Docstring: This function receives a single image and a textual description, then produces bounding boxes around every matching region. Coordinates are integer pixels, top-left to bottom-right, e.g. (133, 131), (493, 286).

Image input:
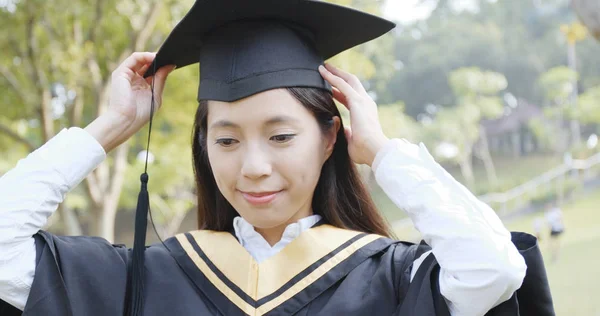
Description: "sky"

(383, 0), (437, 24)
(384, 0), (481, 24)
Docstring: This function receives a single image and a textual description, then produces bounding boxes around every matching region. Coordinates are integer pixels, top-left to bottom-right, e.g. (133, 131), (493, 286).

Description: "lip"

(239, 190), (282, 205)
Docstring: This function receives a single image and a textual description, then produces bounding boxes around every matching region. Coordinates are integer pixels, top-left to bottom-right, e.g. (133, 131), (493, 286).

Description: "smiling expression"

(206, 89), (337, 231)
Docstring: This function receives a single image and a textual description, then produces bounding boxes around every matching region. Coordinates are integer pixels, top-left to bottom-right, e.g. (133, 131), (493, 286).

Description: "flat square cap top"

(144, 0), (395, 102)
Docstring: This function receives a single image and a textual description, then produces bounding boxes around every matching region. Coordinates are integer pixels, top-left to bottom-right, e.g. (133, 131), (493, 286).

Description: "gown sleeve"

(395, 232), (555, 316)
(21, 231), (130, 316)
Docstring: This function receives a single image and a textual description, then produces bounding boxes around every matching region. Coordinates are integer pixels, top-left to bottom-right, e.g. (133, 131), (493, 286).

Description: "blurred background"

(0, 0), (599, 314)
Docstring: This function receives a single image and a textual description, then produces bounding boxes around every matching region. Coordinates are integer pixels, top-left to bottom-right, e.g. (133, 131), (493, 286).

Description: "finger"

(144, 64), (156, 86)
(150, 65), (177, 104)
(144, 74), (153, 86)
(324, 63), (368, 96)
(137, 63), (151, 77)
(118, 52), (156, 74)
(332, 87), (349, 109)
(319, 65), (360, 105)
(144, 63), (175, 84)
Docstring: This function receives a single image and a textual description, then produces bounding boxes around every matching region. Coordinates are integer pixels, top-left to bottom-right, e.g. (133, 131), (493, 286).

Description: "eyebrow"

(209, 115), (299, 129)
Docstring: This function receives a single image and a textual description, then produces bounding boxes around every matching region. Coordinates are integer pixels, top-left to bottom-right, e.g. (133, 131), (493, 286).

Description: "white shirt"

(0, 127), (526, 316)
(233, 215), (323, 264)
(546, 207), (564, 231)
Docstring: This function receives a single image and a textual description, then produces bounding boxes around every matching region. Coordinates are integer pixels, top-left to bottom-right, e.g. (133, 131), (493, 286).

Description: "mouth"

(238, 190), (282, 206)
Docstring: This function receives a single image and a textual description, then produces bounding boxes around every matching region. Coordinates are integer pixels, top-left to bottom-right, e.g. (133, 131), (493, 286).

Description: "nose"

(240, 144), (272, 180)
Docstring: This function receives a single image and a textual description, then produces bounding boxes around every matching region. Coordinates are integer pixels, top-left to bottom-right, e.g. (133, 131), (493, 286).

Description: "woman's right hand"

(109, 52), (175, 131)
(85, 52), (175, 153)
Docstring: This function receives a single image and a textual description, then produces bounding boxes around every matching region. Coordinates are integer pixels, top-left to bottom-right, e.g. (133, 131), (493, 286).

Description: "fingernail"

(318, 65), (327, 72)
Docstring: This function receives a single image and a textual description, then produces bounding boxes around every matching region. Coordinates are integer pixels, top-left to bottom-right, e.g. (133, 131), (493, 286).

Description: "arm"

(0, 128), (106, 310)
(373, 139), (527, 316)
(317, 64), (526, 316)
(0, 52), (174, 311)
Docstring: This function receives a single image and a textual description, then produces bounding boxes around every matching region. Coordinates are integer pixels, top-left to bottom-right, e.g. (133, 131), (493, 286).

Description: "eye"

(215, 138), (239, 147)
(270, 134), (296, 143)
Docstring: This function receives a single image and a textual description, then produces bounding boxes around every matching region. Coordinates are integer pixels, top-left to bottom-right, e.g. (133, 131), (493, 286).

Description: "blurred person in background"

(546, 203), (565, 262)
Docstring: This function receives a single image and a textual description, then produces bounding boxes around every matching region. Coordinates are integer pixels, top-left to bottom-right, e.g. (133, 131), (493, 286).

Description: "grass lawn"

(504, 188), (600, 316)
(392, 188), (600, 315)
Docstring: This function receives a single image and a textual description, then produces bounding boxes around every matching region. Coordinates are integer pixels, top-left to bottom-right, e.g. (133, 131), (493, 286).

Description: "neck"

(254, 209), (314, 247)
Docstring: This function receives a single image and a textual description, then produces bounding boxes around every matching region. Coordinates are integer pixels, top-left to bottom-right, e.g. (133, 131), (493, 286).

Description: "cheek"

(207, 149), (239, 192)
(278, 138), (325, 191)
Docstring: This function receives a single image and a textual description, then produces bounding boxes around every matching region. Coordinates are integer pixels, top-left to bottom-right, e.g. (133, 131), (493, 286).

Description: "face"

(206, 89), (338, 230)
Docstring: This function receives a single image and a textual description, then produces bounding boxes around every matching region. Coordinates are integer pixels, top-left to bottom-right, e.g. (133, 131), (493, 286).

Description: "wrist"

(366, 133), (389, 167)
(84, 111), (133, 153)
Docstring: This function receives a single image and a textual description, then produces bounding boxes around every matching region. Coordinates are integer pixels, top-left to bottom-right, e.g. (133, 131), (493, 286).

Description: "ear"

(323, 116), (341, 161)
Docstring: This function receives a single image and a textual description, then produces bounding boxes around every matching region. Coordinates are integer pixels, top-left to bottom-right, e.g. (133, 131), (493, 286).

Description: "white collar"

(233, 214), (322, 263)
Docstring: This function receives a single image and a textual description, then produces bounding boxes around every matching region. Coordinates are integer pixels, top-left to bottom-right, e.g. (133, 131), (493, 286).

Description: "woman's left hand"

(318, 63), (389, 167)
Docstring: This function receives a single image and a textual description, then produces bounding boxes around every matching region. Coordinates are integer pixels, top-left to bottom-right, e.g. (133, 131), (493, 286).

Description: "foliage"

(377, 102), (421, 142)
(577, 85), (600, 125)
(528, 116), (564, 152)
(383, 0), (600, 118)
(0, 0), (197, 240)
(537, 66), (579, 105)
(423, 67), (506, 187)
(327, 0), (396, 97)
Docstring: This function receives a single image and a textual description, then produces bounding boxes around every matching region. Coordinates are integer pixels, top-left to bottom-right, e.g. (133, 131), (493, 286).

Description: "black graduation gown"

(1, 225), (554, 316)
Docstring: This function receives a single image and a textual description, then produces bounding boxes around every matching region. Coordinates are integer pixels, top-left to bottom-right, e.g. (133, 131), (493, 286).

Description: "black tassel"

(126, 59), (158, 316)
(128, 173), (149, 315)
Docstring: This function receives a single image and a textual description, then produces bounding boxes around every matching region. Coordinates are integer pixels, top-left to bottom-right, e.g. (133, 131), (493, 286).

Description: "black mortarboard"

(144, 0), (395, 101)
(130, 1), (395, 315)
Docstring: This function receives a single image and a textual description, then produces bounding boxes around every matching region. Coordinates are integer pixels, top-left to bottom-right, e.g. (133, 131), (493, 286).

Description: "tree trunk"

(89, 200), (119, 243)
(98, 202), (119, 243)
(161, 208), (188, 238)
(58, 203), (83, 236)
(458, 152), (475, 189)
(150, 192), (196, 238)
(567, 42), (582, 145)
(87, 144), (129, 242)
(476, 127), (498, 187)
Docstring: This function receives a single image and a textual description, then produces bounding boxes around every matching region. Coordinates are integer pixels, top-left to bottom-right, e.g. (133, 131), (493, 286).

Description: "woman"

(0, 1), (550, 315)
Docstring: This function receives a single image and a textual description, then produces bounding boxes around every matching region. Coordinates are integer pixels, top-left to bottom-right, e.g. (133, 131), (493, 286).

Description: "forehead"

(206, 89), (311, 126)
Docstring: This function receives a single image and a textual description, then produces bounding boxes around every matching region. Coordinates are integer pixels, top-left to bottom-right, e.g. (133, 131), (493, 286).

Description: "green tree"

(535, 66), (578, 152)
(383, 0), (600, 119)
(426, 68), (506, 188)
(378, 102), (421, 143)
(578, 85), (600, 126)
(0, 0), (195, 242)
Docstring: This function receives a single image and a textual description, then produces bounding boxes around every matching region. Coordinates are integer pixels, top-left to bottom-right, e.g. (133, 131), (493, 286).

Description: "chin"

(238, 208), (296, 230)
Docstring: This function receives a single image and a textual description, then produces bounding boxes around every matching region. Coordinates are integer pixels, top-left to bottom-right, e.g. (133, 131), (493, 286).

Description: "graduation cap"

(143, 0), (395, 101)
(129, 0), (395, 314)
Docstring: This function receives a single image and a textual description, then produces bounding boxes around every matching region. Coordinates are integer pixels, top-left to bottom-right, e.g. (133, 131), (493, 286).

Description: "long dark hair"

(191, 87), (393, 237)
